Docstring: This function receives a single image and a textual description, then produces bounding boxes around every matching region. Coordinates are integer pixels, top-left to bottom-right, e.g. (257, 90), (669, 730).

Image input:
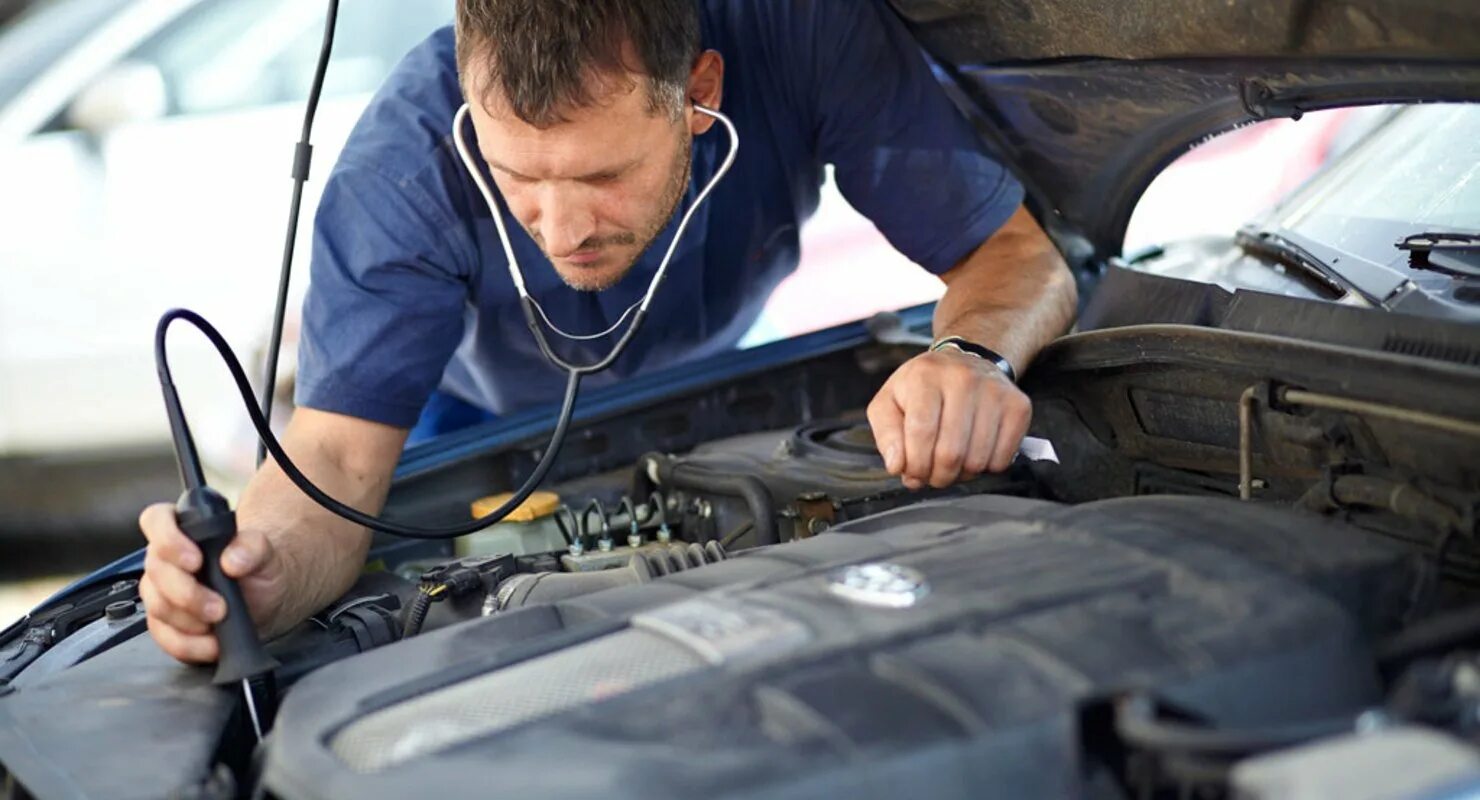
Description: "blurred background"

(0, 0), (1367, 627)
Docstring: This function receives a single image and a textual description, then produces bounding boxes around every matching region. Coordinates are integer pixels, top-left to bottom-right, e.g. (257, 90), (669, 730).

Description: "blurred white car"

(0, 0), (451, 520)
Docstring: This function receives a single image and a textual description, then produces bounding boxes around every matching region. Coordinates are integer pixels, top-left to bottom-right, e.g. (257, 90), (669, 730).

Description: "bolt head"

(104, 601), (135, 621)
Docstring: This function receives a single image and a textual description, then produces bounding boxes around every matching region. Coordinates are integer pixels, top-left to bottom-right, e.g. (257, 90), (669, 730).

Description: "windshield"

(1273, 104), (1480, 266)
(1123, 102), (1480, 316)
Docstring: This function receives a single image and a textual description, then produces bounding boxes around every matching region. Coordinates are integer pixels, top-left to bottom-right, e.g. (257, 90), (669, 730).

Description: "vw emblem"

(827, 563), (929, 609)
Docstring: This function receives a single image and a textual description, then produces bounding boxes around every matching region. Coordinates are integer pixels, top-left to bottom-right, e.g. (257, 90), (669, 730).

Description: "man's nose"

(538, 188), (597, 258)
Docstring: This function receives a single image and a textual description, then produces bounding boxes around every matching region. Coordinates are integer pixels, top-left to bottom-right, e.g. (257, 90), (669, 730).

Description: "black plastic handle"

(176, 488), (278, 684)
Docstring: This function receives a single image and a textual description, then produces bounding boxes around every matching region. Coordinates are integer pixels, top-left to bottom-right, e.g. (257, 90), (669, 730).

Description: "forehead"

(465, 70), (674, 175)
(472, 71), (646, 127)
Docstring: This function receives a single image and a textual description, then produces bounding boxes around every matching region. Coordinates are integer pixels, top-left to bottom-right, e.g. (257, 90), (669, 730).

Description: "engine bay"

(2, 305), (1479, 800)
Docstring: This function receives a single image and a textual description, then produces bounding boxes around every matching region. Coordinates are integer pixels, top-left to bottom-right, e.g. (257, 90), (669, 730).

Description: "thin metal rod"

(1238, 385), (1259, 501)
(1280, 388), (1480, 439)
(242, 678), (264, 741)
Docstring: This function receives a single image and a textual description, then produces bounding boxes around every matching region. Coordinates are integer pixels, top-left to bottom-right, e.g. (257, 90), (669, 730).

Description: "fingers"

(869, 375), (945, 491)
(147, 616), (219, 665)
(928, 374), (978, 488)
(899, 380), (942, 490)
(867, 386), (906, 476)
(220, 526), (271, 580)
(989, 390), (1033, 473)
(962, 400), (1000, 478)
(142, 550), (225, 633)
(138, 503), (202, 572)
(140, 501), (224, 663)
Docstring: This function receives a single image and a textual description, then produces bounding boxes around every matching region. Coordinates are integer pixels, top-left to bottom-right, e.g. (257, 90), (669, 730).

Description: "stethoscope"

(154, 102), (741, 550)
(450, 101), (739, 374)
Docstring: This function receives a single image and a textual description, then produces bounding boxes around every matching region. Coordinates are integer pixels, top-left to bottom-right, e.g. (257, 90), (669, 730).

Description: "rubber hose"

(1330, 475), (1467, 534)
(638, 453), (779, 545)
(1378, 603), (1480, 670)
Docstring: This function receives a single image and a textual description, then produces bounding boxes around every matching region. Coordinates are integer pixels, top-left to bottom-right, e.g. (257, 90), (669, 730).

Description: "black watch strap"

(930, 336), (1017, 383)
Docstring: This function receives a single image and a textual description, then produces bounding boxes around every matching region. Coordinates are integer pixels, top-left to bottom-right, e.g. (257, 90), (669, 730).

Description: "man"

(138, 0), (1075, 663)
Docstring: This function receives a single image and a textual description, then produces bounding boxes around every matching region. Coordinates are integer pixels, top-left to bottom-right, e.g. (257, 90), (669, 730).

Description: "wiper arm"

(1234, 228), (1381, 306)
(1397, 232), (1480, 278)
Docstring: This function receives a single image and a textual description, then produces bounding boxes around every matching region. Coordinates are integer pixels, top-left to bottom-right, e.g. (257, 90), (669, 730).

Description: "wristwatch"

(930, 336), (1017, 384)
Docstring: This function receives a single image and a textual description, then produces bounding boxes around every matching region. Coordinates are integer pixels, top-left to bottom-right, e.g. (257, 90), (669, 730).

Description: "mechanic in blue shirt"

(138, 0), (1076, 663)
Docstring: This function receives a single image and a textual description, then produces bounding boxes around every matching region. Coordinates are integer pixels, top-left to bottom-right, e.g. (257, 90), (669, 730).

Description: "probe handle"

(176, 488), (278, 684)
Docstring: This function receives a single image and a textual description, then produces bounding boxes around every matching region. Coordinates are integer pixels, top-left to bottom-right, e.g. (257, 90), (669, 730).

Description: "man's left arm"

(868, 204), (1077, 489)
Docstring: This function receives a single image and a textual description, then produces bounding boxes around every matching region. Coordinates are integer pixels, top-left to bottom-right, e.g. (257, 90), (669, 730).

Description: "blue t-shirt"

(296, 0), (1023, 427)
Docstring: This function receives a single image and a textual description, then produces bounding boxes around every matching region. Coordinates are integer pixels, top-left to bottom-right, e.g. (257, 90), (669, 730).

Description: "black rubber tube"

(258, 0), (339, 466)
(1378, 603), (1480, 669)
(158, 309), (582, 540)
(638, 454), (779, 546)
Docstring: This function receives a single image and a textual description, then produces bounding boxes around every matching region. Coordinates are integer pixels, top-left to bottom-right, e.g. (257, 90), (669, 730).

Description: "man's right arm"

(138, 407), (408, 664)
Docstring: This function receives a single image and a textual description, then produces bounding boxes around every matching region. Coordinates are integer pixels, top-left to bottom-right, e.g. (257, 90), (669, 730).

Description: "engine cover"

(263, 495), (1418, 799)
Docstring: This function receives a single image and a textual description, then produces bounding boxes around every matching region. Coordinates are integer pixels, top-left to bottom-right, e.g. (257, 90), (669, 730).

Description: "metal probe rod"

(243, 679), (264, 741)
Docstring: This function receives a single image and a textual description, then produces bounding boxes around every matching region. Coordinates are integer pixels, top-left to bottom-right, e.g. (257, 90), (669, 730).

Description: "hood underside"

(888, 0), (1480, 259)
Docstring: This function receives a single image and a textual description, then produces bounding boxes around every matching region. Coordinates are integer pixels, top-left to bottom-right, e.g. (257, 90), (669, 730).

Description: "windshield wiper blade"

(1398, 232), (1480, 251)
(1397, 232), (1480, 279)
(1234, 228), (1381, 306)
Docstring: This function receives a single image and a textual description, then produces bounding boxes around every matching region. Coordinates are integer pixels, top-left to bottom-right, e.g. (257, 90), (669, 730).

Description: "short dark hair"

(456, 0), (701, 128)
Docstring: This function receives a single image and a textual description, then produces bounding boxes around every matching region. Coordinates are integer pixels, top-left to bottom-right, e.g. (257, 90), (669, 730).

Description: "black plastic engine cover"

(262, 495), (1418, 800)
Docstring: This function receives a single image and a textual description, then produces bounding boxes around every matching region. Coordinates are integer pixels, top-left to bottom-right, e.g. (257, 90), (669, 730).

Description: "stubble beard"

(552, 134), (693, 293)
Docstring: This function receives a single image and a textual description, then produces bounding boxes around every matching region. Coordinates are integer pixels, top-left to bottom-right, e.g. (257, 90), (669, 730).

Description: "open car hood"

(888, 0), (1480, 260)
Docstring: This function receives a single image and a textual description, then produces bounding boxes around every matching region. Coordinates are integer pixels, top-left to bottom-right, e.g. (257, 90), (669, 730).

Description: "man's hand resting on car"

(869, 348), (1031, 489)
(868, 205), (1076, 486)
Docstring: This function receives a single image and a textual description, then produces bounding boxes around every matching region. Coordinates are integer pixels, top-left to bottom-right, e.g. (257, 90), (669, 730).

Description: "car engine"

(2, 309), (1478, 800)
(267, 491), (1420, 799)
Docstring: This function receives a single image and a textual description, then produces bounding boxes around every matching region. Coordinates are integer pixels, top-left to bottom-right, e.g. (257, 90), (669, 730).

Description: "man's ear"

(686, 50), (724, 135)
